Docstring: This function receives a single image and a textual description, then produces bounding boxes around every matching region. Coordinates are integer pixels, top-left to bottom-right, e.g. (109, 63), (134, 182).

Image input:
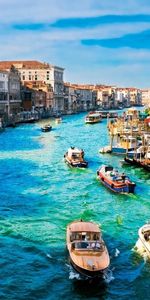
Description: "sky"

(0, 0), (150, 88)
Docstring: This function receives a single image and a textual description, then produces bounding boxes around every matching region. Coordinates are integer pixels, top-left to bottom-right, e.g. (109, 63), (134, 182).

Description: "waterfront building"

(0, 61), (64, 115)
(0, 68), (21, 124)
(128, 88), (139, 106)
(94, 85), (116, 109)
(64, 83), (96, 114)
(141, 89), (150, 106)
(22, 81), (53, 117)
(114, 88), (130, 108)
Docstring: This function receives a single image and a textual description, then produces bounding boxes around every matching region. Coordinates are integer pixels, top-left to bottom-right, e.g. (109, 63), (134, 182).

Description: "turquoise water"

(0, 113), (150, 300)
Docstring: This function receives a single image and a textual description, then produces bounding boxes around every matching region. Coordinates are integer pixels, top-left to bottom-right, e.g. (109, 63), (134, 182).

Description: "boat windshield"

(72, 153), (81, 159)
(70, 232), (100, 242)
(105, 166), (113, 172)
(72, 241), (104, 251)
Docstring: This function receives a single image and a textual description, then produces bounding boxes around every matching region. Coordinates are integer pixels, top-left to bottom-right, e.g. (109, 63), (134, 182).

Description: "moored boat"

(66, 220), (110, 278)
(136, 223), (150, 258)
(64, 147), (88, 168)
(96, 111), (118, 118)
(41, 124), (52, 132)
(55, 117), (62, 124)
(97, 165), (136, 193)
(85, 112), (102, 124)
(111, 136), (138, 155)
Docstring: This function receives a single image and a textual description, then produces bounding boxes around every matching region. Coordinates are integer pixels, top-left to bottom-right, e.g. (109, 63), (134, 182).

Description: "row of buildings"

(0, 60), (148, 125)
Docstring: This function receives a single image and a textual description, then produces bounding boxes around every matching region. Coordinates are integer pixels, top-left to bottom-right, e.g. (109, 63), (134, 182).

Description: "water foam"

(103, 269), (115, 283)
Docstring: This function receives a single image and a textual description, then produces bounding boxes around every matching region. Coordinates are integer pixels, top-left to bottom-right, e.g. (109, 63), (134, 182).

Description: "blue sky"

(1, 0), (150, 87)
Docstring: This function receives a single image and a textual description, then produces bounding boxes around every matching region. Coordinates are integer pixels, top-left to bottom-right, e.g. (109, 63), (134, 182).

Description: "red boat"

(97, 165), (136, 193)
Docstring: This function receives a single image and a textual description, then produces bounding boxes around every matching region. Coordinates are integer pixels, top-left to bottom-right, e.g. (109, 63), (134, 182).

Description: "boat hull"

(41, 126), (52, 132)
(85, 120), (101, 124)
(111, 147), (136, 156)
(125, 157), (150, 171)
(70, 257), (106, 279)
(64, 156), (88, 168)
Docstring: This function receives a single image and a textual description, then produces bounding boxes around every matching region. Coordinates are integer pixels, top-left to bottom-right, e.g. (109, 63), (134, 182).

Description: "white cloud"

(41, 22), (150, 41)
(0, 0), (150, 87)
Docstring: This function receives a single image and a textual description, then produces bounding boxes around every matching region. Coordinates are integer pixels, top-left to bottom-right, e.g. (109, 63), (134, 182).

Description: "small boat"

(41, 124), (52, 132)
(64, 147), (88, 168)
(136, 223), (150, 258)
(55, 117), (62, 124)
(66, 220), (110, 278)
(97, 165), (136, 193)
(85, 112), (102, 124)
(96, 111), (118, 118)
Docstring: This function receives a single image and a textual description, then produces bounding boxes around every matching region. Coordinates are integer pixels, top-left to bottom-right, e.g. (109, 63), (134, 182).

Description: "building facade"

(0, 61), (64, 114)
(141, 89), (150, 106)
(0, 68), (21, 123)
(64, 83), (96, 114)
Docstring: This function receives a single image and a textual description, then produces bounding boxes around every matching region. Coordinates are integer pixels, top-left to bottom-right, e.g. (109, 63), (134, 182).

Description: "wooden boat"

(137, 224), (150, 258)
(66, 220), (110, 278)
(41, 124), (52, 132)
(85, 112), (102, 124)
(64, 147), (88, 168)
(97, 165), (136, 193)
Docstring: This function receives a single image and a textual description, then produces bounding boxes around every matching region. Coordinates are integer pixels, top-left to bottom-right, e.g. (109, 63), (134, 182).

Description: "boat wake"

(103, 268), (115, 283)
(46, 253), (53, 259)
(114, 248), (120, 257)
(66, 264), (82, 280)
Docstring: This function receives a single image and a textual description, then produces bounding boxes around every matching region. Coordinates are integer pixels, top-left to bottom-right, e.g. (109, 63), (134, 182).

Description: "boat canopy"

(67, 147), (82, 158)
(69, 221), (100, 233)
(87, 113), (101, 118)
(104, 166), (113, 172)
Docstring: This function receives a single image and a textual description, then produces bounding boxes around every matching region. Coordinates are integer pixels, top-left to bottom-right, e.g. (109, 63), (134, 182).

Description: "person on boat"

(81, 149), (84, 158)
(121, 173), (126, 182)
(144, 232), (150, 241)
(110, 169), (118, 181)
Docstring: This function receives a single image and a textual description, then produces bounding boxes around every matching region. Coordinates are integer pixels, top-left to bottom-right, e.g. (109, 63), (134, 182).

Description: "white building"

(0, 69), (21, 118)
(141, 89), (150, 106)
(64, 83), (95, 113)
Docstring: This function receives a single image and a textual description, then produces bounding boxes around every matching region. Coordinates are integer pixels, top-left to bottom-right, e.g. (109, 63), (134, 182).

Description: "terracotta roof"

(0, 69), (8, 73)
(0, 60), (50, 70)
(68, 221), (100, 233)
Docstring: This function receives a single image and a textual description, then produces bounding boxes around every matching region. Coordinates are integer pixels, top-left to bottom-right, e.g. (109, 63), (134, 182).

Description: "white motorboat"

(135, 223), (150, 259)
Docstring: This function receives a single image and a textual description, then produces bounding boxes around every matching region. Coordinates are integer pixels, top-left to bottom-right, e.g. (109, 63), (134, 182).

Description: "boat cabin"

(85, 113), (101, 123)
(119, 135), (137, 150)
(67, 147), (84, 160)
(68, 221), (104, 251)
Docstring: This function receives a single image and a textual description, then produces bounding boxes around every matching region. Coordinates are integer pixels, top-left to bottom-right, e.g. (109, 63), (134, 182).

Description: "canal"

(0, 113), (149, 300)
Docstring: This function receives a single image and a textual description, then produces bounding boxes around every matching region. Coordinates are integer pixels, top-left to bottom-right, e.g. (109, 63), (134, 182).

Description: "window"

(0, 81), (4, 89)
